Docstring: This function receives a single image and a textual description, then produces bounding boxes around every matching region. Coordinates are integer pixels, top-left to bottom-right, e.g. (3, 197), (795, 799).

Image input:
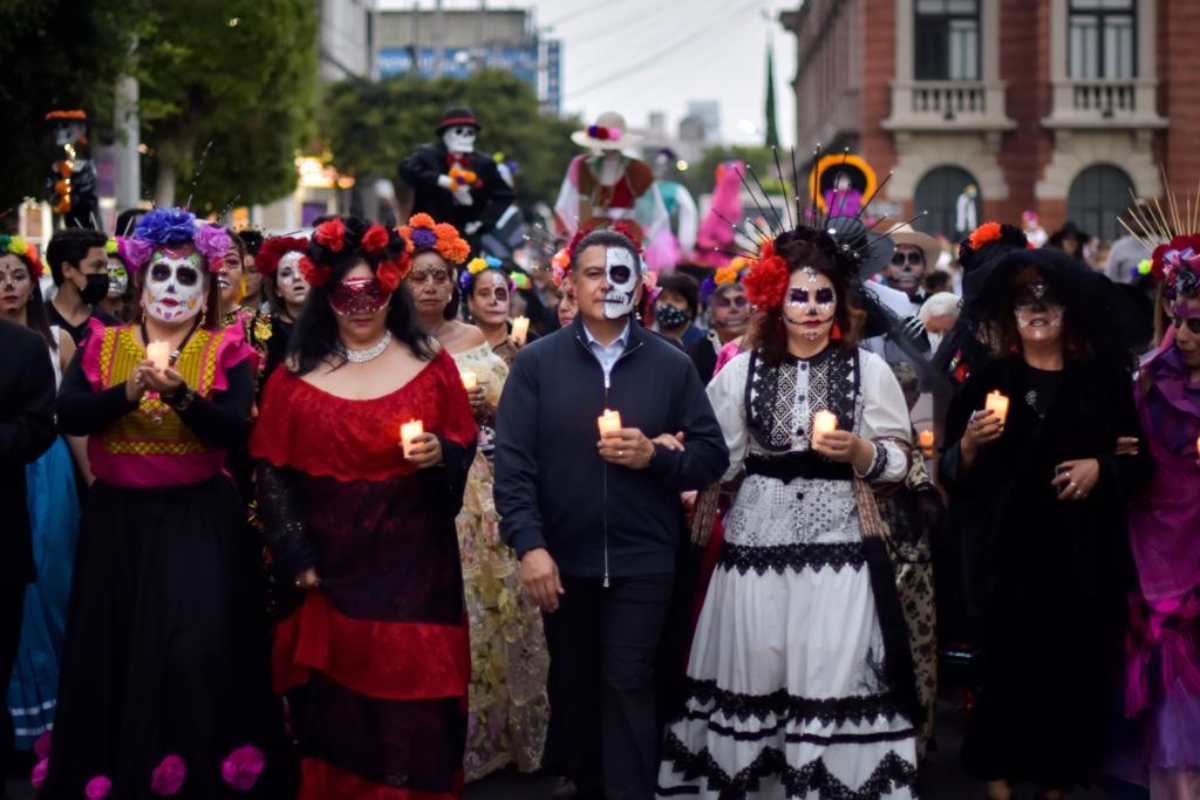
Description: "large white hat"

(571, 111), (641, 151)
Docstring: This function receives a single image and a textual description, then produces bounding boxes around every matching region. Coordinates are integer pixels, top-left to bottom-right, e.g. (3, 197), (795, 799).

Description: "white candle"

(510, 316), (530, 346)
(597, 409), (623, 437)
(984, 390), (1010, 426)
(146, 341), (170, 372)
(812, 410), (838, 437)
(461, 371), (478, 391)
(400, 420), (424, 458)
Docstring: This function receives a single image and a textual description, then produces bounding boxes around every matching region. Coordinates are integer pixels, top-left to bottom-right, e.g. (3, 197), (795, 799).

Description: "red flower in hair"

(314, 218), (346, 252)
(299, 256), (332, 287)
(362, 224), (390, 253)
(376, 253), (411, 293)
(968, 222), (1002, 251)
(743, 240), (790, 311)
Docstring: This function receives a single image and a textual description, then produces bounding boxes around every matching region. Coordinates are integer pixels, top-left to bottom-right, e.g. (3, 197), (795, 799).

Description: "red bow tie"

(446, 153), (469, 168)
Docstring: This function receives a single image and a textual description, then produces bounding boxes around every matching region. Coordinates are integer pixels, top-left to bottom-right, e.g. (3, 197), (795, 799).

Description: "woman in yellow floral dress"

(400, 214), (550, 781)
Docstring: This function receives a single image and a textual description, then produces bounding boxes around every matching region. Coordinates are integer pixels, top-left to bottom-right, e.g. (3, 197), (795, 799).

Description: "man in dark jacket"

(0, 318), (56, 778)
(396, 107), (515, 254)
(495, 230), (728, 800)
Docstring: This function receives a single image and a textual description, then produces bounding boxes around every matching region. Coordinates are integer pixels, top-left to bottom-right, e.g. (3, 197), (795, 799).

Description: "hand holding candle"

(984, 390), (1010, 426)
(146, 341), (171, 373)
(597, 409), (623, 437)
(400, 420), (424, 459)
(510, 316), (530, 347)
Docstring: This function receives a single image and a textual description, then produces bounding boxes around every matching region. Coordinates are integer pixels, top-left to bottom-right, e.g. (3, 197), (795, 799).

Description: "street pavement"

(5, 701), (1120, 799)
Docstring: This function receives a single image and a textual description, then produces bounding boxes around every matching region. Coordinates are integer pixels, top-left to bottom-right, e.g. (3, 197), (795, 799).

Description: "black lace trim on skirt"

(658, 731), (918, 800)
(718, 542), (866, 576)
(680, 679), (901, 726)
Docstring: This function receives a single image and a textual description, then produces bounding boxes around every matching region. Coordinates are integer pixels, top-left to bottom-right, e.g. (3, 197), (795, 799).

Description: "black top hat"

(436, 107), (481, 135)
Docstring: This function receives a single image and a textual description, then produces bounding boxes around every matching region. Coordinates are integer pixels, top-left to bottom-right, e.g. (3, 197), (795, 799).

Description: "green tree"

(0, 0), (139, 215)
(137, 0), (318, 208)
(320, 69), (582, 215)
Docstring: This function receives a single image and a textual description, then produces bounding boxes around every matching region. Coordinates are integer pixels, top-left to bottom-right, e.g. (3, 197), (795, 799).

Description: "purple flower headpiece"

(126, 207), (232, 272)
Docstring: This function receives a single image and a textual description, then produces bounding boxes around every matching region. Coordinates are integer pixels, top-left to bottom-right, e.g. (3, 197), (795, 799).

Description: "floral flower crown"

(124, 208), (231, 274)
(305, 217), (413, 293)
(551, 248), (571, 287)
(586, 124), (621, 141)
(699, 257), (749, 303)
(105, 236), (135, 269)
(1151, 235), (1200, 301)
(957, 221), (1030, 273)
(255, 236), (308, 278)
(460, 254), (504, 290)
(0, 234), (43, 278)
(398, 213), (470, 265)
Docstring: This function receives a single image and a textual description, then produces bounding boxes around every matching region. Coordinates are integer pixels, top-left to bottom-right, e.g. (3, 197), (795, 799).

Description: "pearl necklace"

(338, 330), (392, 363)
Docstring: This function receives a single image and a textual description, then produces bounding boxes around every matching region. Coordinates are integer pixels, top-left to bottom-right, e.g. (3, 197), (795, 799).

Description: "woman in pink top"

(41, 208), (292, 799)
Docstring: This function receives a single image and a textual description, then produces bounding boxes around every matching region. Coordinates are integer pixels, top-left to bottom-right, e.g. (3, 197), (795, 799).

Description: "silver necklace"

(338, 330), (392, 363)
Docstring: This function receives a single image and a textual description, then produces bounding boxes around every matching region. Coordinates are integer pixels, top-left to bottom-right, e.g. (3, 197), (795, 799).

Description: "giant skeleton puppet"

(554, 112), (671, 271)
(46, 110), (102, 230)
(397, 107), (515, 255)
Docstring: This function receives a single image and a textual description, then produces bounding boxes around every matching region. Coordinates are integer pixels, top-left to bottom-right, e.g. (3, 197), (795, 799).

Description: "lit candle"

(511, 316), (530, 346)
(1195, 435), (1200, 459)
(146, 341), (170, 372)
(399, 420), (424, 459)
(984, 390), (1010, 426)
(461, 371), (478, 390)
(597, 409), (623, 437)
(918, 429), (935, 457)
(812, 410), (838, 437)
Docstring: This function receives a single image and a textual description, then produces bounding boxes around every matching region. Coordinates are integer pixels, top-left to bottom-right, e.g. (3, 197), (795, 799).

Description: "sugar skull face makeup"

(603, 247), (639, 320)
(143, 247), (205, 324)
(1013, 281), (1064, 341)
(106, 257), (128, 297)
(328, 276), (391, 317)
(442, 126), (477, 155)
(783, 267), (837, 342)
(275, 251), (310, 308)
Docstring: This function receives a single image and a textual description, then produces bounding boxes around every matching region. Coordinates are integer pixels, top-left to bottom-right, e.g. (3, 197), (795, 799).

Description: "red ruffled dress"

(250, 349), (477, 800)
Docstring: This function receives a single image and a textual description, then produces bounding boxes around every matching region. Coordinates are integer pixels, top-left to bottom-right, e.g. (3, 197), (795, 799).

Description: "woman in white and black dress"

(658, 225), (919, 799)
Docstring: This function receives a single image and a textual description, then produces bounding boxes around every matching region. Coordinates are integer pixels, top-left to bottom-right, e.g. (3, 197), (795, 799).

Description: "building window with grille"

(914, 0), (981, 81)
(1068, 0), (1136, 79)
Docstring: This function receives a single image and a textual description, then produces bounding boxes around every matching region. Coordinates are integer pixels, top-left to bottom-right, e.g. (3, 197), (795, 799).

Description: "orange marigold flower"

(968, 222), (1002, 251)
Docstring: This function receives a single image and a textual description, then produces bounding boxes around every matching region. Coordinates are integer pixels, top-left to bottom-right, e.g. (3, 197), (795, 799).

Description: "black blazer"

(494, 317), (729, 578)
(0, 319), (57, 586)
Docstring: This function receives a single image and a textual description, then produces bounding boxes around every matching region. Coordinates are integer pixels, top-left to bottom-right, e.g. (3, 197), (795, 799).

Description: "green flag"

(765, 42), (780, 148)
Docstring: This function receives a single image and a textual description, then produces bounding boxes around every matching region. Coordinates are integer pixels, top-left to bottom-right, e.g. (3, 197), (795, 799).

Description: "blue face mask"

(655, 303), (690, 330)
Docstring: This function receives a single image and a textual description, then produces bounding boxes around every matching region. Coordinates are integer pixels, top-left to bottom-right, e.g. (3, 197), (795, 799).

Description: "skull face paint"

(275, 251), (310, 309)
(328, 277), (391, 317)
(602, 247), (639, 320)
(442, 126), (477, 155)
(783, 267), (838, 342)
(1013, 281), (1064, 342)
(106, 257), (129, 297)
(143, 247), (205, 324)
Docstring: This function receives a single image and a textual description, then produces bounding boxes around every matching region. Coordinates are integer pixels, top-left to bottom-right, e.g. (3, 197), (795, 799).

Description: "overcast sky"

(426, 0), (798, 146)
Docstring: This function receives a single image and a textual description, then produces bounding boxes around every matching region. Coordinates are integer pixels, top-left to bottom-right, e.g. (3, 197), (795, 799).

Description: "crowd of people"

(0, 155), (1197, 800)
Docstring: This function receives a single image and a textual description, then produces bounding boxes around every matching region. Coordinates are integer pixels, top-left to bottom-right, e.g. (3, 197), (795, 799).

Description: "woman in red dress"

(251, 216), (478, 799)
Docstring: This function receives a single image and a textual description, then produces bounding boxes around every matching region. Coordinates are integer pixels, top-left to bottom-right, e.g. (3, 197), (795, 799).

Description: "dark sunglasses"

(890, 251), (924, 267)
(1173, 315), (1200, 334)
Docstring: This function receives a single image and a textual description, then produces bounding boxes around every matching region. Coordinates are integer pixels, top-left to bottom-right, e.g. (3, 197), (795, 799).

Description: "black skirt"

(40, 477), (296, 800)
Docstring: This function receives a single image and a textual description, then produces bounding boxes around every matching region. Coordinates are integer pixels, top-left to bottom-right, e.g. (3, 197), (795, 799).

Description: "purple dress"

(1123, 341), (1200, 773)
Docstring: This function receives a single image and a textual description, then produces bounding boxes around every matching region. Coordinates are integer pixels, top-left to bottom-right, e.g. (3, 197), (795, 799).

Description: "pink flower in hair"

(193, 224), (232, 264)
(86, 775), (113, 799)
(125, 238), (156, 271)
(150, 754), (187, 796)
(221, 744), (265, 791)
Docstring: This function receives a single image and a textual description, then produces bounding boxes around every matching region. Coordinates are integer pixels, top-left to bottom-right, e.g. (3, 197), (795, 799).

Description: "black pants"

(0, 585), (26, 764)
(542, 574), (673, 800)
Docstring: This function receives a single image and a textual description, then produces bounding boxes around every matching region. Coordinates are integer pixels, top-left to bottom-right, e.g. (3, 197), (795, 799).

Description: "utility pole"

(433, 0), (445, 77)
(114, 37), (141, 215)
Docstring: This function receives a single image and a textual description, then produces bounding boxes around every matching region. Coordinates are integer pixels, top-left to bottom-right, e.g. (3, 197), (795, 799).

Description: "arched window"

(913, 165), (979, 239)
(1067, 163), (1134, 244)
